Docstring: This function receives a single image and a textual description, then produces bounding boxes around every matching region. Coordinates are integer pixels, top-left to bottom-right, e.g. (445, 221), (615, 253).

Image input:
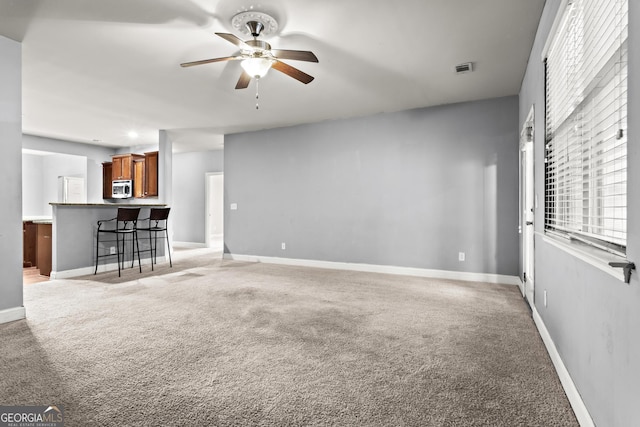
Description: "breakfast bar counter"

(50, 203), (167, 278)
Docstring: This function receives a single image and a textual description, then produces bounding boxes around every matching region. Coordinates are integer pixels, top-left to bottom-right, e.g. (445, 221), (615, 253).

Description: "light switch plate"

(230, 203), (237, 210)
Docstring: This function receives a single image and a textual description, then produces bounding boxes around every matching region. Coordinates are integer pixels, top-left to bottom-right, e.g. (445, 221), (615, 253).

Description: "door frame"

(520, 106), (535, 305)
(205, 172), (224, 249)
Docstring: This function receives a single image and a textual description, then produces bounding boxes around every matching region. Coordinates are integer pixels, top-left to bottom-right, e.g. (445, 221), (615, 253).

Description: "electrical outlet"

(110, 246), (116, 255)
(281, 242), (286, 250)
(230, 203), (238, 210)
(544, 290), (548, 307)
(458, 252), (465, 261)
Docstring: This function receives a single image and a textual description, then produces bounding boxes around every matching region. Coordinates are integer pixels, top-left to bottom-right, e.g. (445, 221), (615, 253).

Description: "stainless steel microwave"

(112, 180), (133, 198)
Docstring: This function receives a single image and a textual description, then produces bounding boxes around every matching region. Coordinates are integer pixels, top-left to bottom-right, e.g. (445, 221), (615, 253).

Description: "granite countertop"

(50, 203), (167, 207)
(23, 216), (53, 223)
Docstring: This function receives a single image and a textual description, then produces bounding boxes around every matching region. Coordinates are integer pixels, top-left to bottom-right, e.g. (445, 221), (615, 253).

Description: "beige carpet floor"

(1, 248), (578, 426)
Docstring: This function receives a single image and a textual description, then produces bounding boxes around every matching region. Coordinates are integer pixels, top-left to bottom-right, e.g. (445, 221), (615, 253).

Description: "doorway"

(520, 107), (535, 306)
(205, 173), (224, 250)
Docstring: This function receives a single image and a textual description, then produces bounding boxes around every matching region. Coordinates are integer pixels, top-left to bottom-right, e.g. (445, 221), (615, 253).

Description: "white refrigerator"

(58, 176), (86, 203)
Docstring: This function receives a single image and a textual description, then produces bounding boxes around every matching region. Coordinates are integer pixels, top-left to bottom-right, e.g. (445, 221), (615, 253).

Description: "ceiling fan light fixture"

(241, 57), (273, 78)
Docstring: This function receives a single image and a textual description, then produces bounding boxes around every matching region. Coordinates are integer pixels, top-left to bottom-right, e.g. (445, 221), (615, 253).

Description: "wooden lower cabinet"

(23, 221), (52, 276)
(36, 223), (52, 276)
(23, 221), (37, 267)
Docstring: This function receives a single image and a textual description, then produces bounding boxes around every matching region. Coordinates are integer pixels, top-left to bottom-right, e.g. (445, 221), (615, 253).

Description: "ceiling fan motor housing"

(246, 21), (264, 37)
(245, 39), (272, 53)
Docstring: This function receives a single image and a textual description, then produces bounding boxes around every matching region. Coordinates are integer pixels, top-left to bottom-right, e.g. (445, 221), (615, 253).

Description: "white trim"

(51, 257), (161, 279)
(517, 277), (525, 296)
(205, 172), (224, 249)
(52, 265), (102, 279)
(541, 0), (571, 60)
(223, 253), (521, 286)
(0, 306), (26, 324)
(540, 232), (626, 281)
(520, 104), (536, 300)
(532, 306), (594, 427)
(173, 241), (207, 249)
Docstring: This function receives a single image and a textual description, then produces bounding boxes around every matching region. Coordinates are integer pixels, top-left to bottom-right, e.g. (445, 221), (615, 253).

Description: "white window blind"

(545, 0), (628, 252)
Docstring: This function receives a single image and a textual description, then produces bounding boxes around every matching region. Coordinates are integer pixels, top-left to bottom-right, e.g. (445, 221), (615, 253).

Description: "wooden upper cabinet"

(102, 162), (113, 199)
(111, 154), (142, 180)
(111, 155), (127, 180)
(103, 152), (158, 198)
(133, 159), (145, 198)
(144, 151), (159, 197)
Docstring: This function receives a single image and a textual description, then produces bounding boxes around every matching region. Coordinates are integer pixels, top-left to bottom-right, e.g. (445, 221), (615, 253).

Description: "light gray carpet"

(1, 250), (578, 426)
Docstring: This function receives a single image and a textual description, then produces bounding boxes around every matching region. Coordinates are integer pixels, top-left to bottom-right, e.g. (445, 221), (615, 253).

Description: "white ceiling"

(0, 0), (545, 151)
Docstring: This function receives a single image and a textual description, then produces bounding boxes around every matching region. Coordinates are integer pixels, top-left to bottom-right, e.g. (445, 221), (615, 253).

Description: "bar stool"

(137, 207), (172, 270)
(95, 207), (142, 277)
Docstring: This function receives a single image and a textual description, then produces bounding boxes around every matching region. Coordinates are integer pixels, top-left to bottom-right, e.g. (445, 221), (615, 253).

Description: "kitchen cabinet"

(144, 151), (159, 197)
(111, 154), (143, 180)
(102, 162), (113, 199)
(132, 151), (159, 198)
(102, 152), (158, 198)
(36, 223), (52, 276)
(23, 221), (52, 276)
(23, 221), (37, 267)
(133, 158), (145, 198)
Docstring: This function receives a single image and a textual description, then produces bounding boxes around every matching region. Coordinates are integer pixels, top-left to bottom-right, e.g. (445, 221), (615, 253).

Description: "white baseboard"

(517, 277), (525, 296)
(532, 307), (594, 427)
(223, 253), (520, 286)
(0, 306), (26, 324)
(173, 241), (207, 249)
(51, 257), (162, 279)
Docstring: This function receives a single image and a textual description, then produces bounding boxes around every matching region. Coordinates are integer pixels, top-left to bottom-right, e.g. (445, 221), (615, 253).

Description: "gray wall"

(225, 96), (519, 276)
(0, 36), (23, 313)
(23, 151), (88, 216)
(23, 134), (115, 203)
(22, 153), (45, 216)
(519, 1), (640, 425)
(172, 150), (224, 243)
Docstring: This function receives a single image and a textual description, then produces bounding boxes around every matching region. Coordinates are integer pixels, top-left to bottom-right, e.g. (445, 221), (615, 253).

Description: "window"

(544, 0), (628, 255)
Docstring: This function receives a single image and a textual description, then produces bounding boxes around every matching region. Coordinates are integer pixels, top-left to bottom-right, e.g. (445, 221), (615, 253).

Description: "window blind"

(545, 0), (628, 252)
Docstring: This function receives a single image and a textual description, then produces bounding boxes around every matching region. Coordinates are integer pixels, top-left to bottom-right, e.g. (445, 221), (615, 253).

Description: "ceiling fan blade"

(215, 32), (251, 50)
(180, 56), (237, 67)
(272, 60), (315, 84)
(271, 49), (318, 63)
(235, 71), (251, 89)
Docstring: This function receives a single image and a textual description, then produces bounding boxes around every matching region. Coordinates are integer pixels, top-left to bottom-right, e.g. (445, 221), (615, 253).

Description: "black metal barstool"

(95, 207), (142, 277)
(137, 207), (172, 270)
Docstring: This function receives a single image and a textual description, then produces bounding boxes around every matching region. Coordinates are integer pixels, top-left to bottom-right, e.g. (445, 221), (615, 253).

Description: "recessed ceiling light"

(128, 131), (139, 139)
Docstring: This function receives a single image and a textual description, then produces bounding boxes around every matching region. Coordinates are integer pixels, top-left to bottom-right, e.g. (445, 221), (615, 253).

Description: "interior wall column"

(158, 129), (174, 245)
(0, 35), (25, 323)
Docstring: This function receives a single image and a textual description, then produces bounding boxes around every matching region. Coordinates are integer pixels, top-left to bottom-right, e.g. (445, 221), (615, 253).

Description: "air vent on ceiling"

(455, 62), (474, 74)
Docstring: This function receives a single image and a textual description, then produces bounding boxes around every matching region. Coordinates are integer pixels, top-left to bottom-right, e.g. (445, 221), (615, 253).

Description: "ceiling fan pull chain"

(255, 77), (260, 110)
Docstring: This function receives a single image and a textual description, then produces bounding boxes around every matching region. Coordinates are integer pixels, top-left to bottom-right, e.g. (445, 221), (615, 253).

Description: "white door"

(520, 108), (535, 305)
(205, 173), (224, 250)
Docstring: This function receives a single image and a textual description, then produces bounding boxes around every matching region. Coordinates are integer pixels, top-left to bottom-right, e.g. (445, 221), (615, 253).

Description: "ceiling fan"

(180, 11), (318, 90)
